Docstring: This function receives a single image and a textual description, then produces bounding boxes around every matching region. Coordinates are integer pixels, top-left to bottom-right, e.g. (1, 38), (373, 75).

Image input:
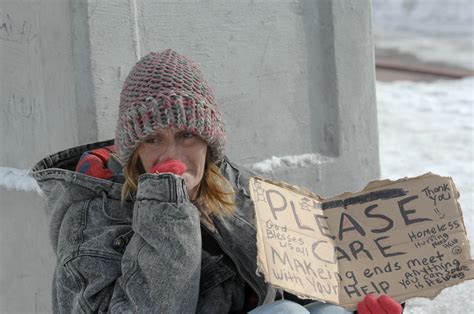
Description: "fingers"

(357, 295), (402, 314)
(379, 295), (402, 314)
(364, 294), (386, 313)
(357, 298), (372, 314)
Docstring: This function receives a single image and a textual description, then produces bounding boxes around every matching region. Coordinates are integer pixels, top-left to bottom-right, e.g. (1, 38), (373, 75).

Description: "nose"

(159, 140), (178, 162)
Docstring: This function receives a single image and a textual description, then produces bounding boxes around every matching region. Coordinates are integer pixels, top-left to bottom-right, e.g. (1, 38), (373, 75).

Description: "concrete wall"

(0, 0), (96, 169)
(87, 0), (379, 195)
(0, 0), (378, 312)
(0, 189), (53, 313)
(0, 1), (80, 312)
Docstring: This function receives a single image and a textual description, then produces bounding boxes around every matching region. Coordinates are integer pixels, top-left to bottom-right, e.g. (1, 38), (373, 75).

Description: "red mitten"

(150, 159), (187, 176)
(357, 295), (402, 314)
(75, 146), (115, 179)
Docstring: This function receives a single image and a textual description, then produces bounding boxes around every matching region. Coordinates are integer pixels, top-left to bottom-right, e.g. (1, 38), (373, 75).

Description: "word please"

(265, 189), (432, 241)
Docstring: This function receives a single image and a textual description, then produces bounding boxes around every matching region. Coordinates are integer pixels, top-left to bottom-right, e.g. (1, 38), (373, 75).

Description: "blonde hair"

(121, 149), (236, 218)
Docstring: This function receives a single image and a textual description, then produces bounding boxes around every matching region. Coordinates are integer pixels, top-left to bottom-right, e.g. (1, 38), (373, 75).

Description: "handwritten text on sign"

(249, 174), (473, 310)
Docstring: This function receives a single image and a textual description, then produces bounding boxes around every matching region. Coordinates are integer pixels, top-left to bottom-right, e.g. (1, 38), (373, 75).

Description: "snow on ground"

(0, 167), (41, 194)
(377, 77), (474, 313)
(248, 153), (331, 174)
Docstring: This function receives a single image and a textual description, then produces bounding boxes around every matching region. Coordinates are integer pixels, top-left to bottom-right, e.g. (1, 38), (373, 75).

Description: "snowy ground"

(377, 77), (474, 313)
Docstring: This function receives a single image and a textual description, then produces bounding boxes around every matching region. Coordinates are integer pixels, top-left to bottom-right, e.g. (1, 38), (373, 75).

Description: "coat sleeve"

(54, 173), (202, 313)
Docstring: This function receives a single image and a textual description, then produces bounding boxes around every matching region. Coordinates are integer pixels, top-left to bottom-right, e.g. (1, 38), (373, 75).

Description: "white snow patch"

(248, 153), (331, 174)
(0, 167), (41, 194)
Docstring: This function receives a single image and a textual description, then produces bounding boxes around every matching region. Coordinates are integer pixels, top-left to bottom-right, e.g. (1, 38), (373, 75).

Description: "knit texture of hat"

(115, 49), (226, 166)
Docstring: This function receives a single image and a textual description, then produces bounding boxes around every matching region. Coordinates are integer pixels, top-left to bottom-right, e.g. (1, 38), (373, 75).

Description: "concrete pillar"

(0, 1), (78, 312)
(0, 0), (97, 169)
(84, 0), (379, 195)
(0, 0), (378, 311)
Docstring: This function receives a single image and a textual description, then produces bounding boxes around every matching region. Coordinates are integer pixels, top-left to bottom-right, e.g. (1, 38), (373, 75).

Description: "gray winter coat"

(31, 140), (274, 313)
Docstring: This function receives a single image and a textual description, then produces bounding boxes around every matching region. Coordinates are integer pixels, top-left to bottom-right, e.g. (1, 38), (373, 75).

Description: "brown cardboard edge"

(250, 172), (444, 202)
(250, 174), (474, 310)
(249, 178), (269, 277)
(327, 172), (443, 200)
(449, 178), (473, 258)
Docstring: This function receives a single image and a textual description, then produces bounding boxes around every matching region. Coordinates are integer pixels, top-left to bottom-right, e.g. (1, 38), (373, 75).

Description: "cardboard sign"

(249, 173), (473, 310)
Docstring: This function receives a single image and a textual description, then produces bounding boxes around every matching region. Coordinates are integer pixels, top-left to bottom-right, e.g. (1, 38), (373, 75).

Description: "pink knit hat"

(115, 49), (226, 165)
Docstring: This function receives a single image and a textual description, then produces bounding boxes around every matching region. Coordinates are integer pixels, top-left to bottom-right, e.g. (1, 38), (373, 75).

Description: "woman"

(31, 49), (402, 313)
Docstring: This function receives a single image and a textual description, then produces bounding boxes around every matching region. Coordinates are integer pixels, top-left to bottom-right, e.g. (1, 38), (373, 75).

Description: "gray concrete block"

(0, 188), (54, 314)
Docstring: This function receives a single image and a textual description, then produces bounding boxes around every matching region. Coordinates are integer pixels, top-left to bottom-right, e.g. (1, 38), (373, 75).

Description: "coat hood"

(30, 139), (124, 201)
(30, 140), (129, 252)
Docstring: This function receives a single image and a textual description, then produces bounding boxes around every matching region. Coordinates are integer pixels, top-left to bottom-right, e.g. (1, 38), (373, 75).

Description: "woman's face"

(137, 128), (208, 200)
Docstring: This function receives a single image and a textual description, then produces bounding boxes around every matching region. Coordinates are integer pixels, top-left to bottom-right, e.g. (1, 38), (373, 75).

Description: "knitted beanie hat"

(115, 49), (226, 166)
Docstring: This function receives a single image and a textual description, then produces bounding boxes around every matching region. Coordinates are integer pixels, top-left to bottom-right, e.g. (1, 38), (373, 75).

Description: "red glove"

(75, 145), (116, 179)
(357, 295), (402, 314)
(149, 159), (187, 176)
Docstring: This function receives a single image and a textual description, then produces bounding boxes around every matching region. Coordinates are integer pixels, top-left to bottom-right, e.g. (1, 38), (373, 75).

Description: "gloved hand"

(149, 159), (187, 176)
(75, 145), (116, 180)
(357, 295), (402, 314)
